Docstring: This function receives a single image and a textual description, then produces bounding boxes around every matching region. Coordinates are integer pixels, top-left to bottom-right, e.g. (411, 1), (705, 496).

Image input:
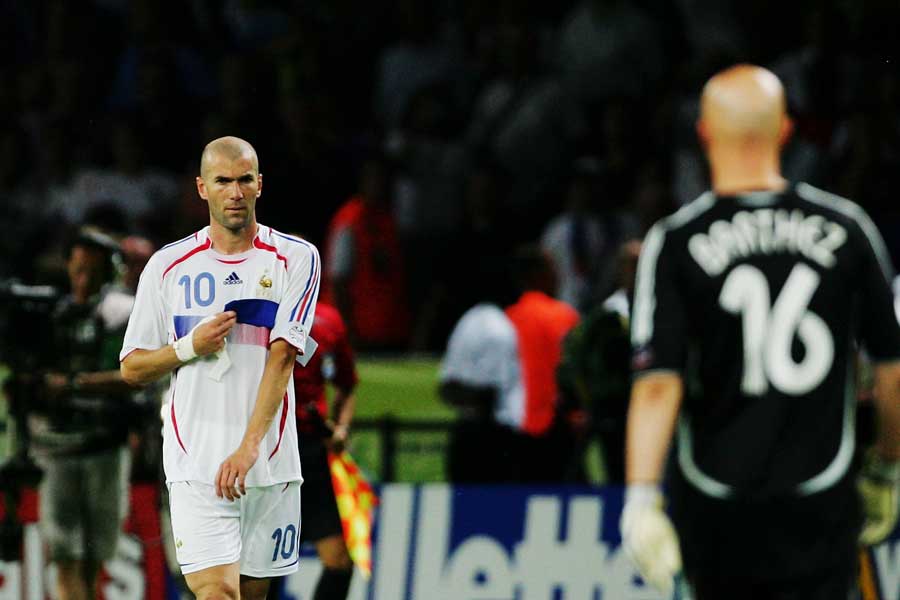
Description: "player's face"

(197, 153), (262, 232)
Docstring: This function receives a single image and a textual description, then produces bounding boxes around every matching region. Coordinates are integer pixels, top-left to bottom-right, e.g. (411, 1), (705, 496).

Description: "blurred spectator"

(220, 0), (293, 50)
(673, 0), (745, 60)
(389, 84), (469, 350)
(262, 57), (351, 240)
(0, 124), (42, 279)
(108, 0), (214, 170)
(457, 161), (514, 256)
(557, 238), (641, 484)
(771, 6), (858, 187)
(423, 162), (516, 350)
(466, 21), (585, 228)
(540, 158), (608, 313)
(503, 245), (580, 482)
(65, 116), (179, 237)
(0, 2), (40, 67)
(119, 235), (155, 294)
(771, 6), (853, 130)
(592, 99), (642, 201)
(631, 161), (676, 235)
(28, 229), (135, 600)
(830, 65), (900, 260)
(201, 53), (279, 151)
(374, 0), (461, 128)
(390, 85), (468, 241)
(556, 0), (665, 106)
(321, 154), (411, 352)
(439, 258), (523, 483)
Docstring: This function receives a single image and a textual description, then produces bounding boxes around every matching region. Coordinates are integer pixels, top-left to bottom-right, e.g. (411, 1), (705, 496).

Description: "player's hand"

(858, 450), (900, 545)
(215, 442), (259, 502)
(620, 484), (682, 595)
(192, 311), (237, 357)
(326, 423), (349, 454)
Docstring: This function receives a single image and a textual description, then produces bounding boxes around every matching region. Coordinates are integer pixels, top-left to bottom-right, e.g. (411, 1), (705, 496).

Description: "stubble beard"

(213, 208), (254, 234)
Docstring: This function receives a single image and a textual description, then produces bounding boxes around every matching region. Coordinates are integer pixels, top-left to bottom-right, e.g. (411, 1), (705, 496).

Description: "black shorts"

(298, 433), (344, 544)
(688, 566), (858, 600)
(669, 467), (861, 583)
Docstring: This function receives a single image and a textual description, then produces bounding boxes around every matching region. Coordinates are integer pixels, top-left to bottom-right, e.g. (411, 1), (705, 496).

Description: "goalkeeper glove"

(858, 450), (900, 546)
(620, 484), (682, 595)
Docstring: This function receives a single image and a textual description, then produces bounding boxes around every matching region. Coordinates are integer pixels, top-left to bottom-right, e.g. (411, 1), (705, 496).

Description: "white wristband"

(625, 483), (663, 508)
(173, 335), (197, 362)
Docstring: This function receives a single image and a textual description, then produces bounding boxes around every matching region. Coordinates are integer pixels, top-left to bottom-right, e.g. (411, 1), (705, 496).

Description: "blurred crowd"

(1, 0), (899, 353)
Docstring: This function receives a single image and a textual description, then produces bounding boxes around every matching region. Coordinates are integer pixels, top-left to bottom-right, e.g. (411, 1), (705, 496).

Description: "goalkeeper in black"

(619, 64), (900, 599)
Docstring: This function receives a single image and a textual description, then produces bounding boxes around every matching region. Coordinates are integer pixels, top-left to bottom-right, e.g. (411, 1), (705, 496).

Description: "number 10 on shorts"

(272, 524), (298, 561)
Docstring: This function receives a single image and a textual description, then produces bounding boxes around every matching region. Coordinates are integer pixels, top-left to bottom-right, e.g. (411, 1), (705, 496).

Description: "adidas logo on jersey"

(224, 272), (243, 285)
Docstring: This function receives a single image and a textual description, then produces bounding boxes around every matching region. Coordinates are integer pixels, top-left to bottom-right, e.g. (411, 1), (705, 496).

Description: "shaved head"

(697, 64), (792, 194)
(196, 136), (263, 239)
(200, 136), (259, 178)
(700, 64), (787, 143)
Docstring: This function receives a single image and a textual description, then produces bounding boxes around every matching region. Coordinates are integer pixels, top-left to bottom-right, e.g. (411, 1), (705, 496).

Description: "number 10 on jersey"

(719, 263), (834, 396)
(178, 272), (216, 308)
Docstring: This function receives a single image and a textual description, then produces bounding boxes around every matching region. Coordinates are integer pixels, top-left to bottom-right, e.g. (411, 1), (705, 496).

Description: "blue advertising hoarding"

(277, 484), (900, 600)
(2, 483), (896, 599)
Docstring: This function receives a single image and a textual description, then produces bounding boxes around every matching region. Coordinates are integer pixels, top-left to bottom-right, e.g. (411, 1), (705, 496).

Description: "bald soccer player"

(121, 137), (320, 600)
(619, 65), (900, 598)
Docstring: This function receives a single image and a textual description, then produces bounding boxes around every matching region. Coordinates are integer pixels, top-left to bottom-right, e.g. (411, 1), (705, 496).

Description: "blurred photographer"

(27, 228), (135, 600)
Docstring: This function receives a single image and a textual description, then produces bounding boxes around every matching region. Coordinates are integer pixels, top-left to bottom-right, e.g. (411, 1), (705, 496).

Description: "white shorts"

(168, 480), (301, 577)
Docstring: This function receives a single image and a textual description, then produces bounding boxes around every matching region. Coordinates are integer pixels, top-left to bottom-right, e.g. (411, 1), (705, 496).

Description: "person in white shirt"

(120, 136), (320, 600)
(438, 256), (527, 482)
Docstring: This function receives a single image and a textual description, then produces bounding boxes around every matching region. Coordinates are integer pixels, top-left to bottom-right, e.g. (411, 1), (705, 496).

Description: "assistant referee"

(269, 301), (357, 600)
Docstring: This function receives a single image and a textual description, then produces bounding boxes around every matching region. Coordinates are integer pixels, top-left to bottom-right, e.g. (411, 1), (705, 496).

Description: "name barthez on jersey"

(223, 272), (243, 285)
(689, 208), (848, 276)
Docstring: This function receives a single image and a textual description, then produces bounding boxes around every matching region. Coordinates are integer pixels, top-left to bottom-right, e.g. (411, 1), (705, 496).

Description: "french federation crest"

(258, 271), (273, 299)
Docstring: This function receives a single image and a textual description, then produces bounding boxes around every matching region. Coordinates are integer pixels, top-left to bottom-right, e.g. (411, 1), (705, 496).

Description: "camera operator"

(27, 227), (136, 600)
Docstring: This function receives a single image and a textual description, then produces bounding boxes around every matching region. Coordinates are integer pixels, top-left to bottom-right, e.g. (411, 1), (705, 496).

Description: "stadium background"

(0, 0), (899, 598)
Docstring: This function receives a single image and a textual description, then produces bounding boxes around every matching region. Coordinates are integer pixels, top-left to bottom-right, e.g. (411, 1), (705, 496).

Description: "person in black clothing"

(557, 239), (641, 484)
(619, 64), (900, 598)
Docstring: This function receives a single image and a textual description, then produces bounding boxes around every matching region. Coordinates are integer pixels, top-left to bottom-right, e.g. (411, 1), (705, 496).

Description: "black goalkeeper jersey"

(631, 182), (900, 500)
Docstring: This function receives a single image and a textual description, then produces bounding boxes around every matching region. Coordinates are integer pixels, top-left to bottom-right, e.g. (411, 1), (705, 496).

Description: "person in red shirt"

(269, 301), (358, 600)
(504, 246), (581, 482)
(321, 154), (410, 352)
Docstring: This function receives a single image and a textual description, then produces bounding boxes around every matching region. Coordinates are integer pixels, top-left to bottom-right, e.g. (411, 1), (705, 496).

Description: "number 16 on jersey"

(720, 263), (834, 396)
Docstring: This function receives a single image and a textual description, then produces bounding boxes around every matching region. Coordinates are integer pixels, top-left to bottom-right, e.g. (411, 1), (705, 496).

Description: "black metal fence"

(0, 416), (453, 483)
(1, 415), (613, 484)
(351, 417), (451, 482)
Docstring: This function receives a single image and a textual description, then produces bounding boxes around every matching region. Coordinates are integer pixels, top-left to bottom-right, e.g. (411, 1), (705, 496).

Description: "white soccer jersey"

(120, 225), (320, 487)
(439, 303), (525, 430)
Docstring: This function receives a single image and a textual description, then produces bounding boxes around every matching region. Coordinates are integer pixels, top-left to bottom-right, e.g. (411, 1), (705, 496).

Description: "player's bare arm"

(625, 371), (683, 484)
(328, 387), (355, 453)
(43, 370), (133, 395)
(215, 338), (298, 501)
(620, 371), (685, 593)
(121, 310), (237, 385)
(872, 360), (900, 461)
